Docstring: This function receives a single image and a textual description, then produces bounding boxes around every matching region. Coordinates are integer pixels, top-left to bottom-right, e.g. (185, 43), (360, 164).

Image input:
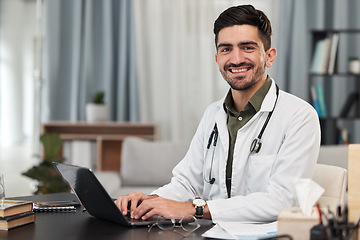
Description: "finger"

(114, 197), (123, 211)
(133, 196), (161, 220)
(120, 197), (131, 216)
(141, 208), (159, 220)
(133, 200), (152, 220)
(130, 197), (140, 218)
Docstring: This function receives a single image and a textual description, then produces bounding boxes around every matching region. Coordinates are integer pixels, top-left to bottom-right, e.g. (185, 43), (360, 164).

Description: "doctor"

(115, 4), (320, 223)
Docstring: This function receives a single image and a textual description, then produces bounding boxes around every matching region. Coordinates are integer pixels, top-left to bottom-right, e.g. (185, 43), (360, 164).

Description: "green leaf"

(22, 132), (70, 194)
(40, 133), (62, 159)
(93, 91), (105, 104)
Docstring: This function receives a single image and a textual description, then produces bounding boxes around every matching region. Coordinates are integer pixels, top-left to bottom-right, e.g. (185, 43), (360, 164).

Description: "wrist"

(192, 198), (207, 219)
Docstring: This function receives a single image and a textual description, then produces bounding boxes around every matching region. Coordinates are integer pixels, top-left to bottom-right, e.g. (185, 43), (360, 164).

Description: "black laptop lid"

(53, 162), (131, 226)
(53, 162), (194, 228)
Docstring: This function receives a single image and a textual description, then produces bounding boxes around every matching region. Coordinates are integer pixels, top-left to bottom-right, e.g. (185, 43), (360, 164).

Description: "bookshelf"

(308, 29), (360, 145)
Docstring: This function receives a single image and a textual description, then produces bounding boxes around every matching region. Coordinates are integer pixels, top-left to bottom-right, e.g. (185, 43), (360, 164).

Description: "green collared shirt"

(224, 76), (272, 198)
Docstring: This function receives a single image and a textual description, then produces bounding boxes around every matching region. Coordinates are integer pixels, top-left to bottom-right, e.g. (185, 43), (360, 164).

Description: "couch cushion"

(312, 163), (347, 210)
(317, 145), (348, 169)
(121, 137), (189, 186)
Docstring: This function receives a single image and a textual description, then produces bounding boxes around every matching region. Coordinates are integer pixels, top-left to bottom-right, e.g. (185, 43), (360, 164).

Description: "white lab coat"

(152, 79), (321, 223)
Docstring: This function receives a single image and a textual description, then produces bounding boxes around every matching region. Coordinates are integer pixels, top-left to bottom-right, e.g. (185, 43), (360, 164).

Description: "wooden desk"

(42, 122), (157, 172)
(6, 193), (213, 240)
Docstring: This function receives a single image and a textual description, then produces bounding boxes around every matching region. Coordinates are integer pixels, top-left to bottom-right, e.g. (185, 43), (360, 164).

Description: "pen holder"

(310, 224), (328, 240)
(310, 223), (358, 240)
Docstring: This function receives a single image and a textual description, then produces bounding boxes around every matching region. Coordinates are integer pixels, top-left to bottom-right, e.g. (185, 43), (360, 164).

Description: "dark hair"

(214, 5), (272, 51)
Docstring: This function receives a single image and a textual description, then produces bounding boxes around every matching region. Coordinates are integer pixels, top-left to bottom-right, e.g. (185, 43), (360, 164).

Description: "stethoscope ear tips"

(250, 138), (262, 153)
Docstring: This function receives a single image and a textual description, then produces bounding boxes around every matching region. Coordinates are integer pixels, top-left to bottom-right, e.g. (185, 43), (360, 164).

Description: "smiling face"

(215, 25), (276, 92)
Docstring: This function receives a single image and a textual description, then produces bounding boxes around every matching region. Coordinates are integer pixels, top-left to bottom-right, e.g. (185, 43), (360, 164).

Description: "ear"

(215, 53), (218, 64)
(265, 47), (277, 67)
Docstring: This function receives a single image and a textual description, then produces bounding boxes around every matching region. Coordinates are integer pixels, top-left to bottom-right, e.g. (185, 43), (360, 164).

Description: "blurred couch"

(95, 137), (349, 198)
(317, 145), (348, 169)
(94, 137), (189, 198)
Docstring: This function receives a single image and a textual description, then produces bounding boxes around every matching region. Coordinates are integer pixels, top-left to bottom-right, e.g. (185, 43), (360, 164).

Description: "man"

(115, 5), (320, 223)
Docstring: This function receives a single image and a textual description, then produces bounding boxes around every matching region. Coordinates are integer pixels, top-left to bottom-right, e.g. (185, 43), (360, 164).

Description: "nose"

(229, 48), (245, 64)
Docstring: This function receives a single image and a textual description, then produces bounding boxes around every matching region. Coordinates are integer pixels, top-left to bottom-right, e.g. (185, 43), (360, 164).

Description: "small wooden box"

(277, 207), (319, 240)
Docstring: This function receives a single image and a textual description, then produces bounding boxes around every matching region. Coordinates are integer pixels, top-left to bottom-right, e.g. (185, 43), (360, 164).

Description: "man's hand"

(132, 196), (195, 220)
(114, 192), (158, 218)
(115, 193), (196, 220)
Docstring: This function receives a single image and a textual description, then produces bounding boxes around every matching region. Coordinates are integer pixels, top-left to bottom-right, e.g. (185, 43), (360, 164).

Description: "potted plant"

(22, 133), (70, 194)
(86, 91), (109, 122)
(348, 57), (360, 74)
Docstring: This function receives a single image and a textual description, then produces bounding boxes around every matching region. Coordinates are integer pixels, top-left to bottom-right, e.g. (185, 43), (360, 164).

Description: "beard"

(220, 61), (266, 91)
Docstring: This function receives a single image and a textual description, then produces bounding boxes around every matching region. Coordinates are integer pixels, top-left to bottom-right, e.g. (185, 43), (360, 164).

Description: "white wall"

(0, 0), (36, 146)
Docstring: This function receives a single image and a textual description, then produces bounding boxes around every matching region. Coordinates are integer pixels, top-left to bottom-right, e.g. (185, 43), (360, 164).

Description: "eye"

(243, 46), (255, 51)
(218, 47), (232, 54)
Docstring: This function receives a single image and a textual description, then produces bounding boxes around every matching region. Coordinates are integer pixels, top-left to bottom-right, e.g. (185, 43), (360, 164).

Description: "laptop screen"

(53, 162), (127, 224)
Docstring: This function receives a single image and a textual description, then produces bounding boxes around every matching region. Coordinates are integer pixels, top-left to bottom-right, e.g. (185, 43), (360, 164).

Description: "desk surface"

(2, 193), (214, 240)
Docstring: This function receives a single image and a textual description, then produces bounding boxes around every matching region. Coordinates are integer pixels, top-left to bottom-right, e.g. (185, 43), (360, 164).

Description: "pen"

(336, 204), (342, 222)
(343, 205), (348, 237)
(316, 203), (323, 225)
(326, 207), (336, 237)
(343, 205), (348, 224)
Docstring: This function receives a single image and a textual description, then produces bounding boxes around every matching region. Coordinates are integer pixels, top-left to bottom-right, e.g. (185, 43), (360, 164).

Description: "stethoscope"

(203, 84), (279, 185)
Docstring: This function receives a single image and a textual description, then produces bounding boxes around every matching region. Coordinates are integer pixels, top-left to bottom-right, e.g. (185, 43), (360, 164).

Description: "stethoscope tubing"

(203, 84), (279, 184)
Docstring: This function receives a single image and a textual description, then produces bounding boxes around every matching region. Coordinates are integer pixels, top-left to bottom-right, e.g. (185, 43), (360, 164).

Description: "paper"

(293, 178), (324, 216)
(202, 221), (277, 240)
(202, 224), (236, 239)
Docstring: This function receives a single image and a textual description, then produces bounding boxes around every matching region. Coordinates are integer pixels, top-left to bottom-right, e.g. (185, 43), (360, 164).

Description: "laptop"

(53, 162), (161, 227)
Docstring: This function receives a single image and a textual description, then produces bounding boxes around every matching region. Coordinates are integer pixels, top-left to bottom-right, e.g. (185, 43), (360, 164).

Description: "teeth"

(232, 68), (247, 73)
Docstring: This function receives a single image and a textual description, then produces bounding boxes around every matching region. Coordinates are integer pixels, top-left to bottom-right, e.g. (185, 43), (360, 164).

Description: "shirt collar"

(223, 75), (272, 115)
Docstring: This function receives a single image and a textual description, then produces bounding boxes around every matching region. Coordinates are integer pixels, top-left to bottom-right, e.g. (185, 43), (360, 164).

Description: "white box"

(277, 207), (319, 240)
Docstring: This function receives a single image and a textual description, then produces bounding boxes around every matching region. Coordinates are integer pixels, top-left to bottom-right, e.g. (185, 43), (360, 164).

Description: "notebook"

(53, 162), (162, 227)
(33, 200), (80, 212)
(33, 205), (76, 212)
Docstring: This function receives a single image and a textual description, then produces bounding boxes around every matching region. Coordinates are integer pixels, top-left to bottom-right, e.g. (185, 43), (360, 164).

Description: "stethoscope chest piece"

(204, 83), (279, 184)
(250, 138), (262, 153)
(249, 84), (279, 154)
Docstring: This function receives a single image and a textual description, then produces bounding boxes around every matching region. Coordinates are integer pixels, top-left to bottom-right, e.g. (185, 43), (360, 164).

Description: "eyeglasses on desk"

(148, 214), (200, 237)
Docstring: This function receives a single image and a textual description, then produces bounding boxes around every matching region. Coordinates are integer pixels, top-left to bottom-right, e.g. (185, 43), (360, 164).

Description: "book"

(319, 37), (331, 74)
(340, 92), (359, 117)
(316, 84), (327, 117)
(310, 86), (322, 117)
(327, 33), (339, 74)
(310, 39), (325, 74)
(0, 200), (33, 218)
(338, 128), (349, 145)
(0, 211), (34, 230)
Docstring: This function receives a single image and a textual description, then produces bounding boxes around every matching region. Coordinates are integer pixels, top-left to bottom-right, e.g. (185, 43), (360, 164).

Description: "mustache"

(224, 62), (254, 71)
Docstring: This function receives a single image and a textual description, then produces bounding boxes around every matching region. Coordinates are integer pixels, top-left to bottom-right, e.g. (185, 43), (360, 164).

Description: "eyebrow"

(217, 41), (259, 50)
